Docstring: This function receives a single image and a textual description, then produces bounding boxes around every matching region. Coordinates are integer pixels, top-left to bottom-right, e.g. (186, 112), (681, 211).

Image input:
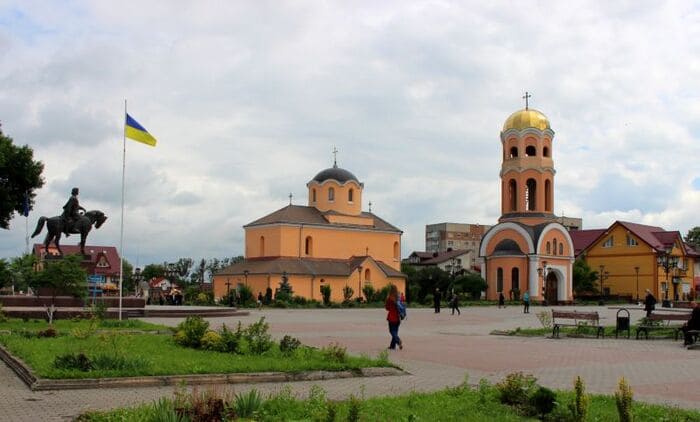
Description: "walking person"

(644, 289), (656, 317)
(498, 291), (506, 308)
(385, 285), (403, 350)
(257, 292), (264, 310)
(523, 291), (530, 314)
(433, 288), (441, 313)
(450, 289), (460, 315)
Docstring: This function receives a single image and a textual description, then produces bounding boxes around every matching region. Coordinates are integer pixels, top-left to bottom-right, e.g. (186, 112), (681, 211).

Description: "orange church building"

(479, 101), (574, 303)
(213, 160), (405, 302)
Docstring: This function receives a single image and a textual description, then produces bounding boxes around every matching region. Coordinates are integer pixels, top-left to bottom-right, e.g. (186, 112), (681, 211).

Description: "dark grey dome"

(493, 239), (524, 255)
(311, 166), (359, 183)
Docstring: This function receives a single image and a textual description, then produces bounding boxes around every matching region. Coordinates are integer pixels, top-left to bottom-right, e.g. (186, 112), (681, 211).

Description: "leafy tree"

(0, 126), (45, 229)
(9, 254), (38, 293)
(573, 258), (598, 296)
(404, 265), (451, 303)
(275, 274), (293, 302)
(34, 255), (87, 300)
(174, 257), (194, 281)
(141, 263), (165, 281)
(454, 272), (488, 300)
(685, 227), (700, 250)
(120, 259), (134, 293)
(0, 259), (11, 289)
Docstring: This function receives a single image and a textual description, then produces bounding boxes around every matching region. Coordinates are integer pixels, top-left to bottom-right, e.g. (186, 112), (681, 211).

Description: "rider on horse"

(61, 187), (85, 237)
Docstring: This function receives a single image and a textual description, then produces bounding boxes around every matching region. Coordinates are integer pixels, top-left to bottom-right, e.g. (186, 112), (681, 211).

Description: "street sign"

(88, 274), (105, 284)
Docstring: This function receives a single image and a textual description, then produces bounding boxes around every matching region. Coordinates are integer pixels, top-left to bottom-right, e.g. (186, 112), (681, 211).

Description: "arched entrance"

(545, 272), (558, 305)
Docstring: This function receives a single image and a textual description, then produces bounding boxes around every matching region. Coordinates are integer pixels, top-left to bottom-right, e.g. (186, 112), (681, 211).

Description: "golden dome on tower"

(502, 108), (550, 132)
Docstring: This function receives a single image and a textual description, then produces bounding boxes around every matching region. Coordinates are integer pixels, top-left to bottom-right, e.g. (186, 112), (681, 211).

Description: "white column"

(528, 256), (540, 298)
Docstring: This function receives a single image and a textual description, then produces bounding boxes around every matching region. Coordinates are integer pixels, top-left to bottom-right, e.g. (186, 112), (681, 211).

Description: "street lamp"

(657, 246), (679, 306)
(357, 266), (362, 301)
(225, 277), (233, 307)
(164, 262), (178, 304)
(634, 266), (640, 302)
(537, 261), (548, 306)
(598, 265), (609, 305)
(133, 267), (143, 296)
(243, 270), (249, 288)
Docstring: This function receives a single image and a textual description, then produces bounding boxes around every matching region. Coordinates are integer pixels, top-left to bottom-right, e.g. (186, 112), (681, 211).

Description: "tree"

(573, 258), (598, 296)
(141, 263), (165, 281)
(0, 259), (12, 289)
(0, 126), (45, 229)
(120, 259), (134, 293)
(9, 254), (38, 293)
(34, 255), (87, 300)
(275, 274), (293, 302)
(455, 272), (488, 300)
(174, 258), (194, 281)
(685, 227), (700, 250)
(404, 265), (451, 303)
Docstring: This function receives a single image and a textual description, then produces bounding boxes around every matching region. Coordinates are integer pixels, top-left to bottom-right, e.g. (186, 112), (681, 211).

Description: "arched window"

(497, 268), (504, 293)
(525, 179), (537, 211)
(546, 241), (551, 255)
(552, 238), (557, 256)
(508, 179), (517, 211)
(525, 145), (536, 156)
(259, 236), (265, 256)
(543, 146), (550, 157)
(328, 187), (335, 201)
(559, 243), (564, 256)
(305, 236), (313, 256)
(364, 268), (371, 282)
(544, 180), (552, 212)
(312, 188), (317, 202)
(510, 146), (518, 158)
(511, 267), (520, 291)
(393, 241), (399, 260)
(348, 188), (354, 202)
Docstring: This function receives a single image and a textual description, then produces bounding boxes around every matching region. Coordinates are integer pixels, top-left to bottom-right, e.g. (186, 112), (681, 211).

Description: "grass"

(496, 324), (680, 339)
(0, 319), (391, 379)
(0, 318), (169, 333)
(77, 380), (700, 421)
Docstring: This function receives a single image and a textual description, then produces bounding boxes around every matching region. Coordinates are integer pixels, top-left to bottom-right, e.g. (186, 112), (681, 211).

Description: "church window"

(497, 268), (504, 293)
(508, 179), (517, 211)
(312, 189), (317, 202)
(525, 179), (537, 211)
(603, 237), (614, 248)
(510, 146), (518, 158)
(525, 145), (536, 156)
(544, 180), (552, 212)
(393, 241), (399, 260)
(348, 189), (354, 202)
(559, 243), (564, 255)
(364, 268), (371, 282)
(626, 235), (638, 246)
(511, 267), (519, 291)
(546, 242), (551, 255)
(543, 146), (550, 157)
(305, 236), (313, 256)
(553, 238), (557, 255)
(328, 187), (335, 201)
(259, 236), (265, 256)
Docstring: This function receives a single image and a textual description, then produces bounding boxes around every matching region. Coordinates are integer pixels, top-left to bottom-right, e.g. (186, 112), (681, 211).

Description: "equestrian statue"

(31, 187), (108, 256)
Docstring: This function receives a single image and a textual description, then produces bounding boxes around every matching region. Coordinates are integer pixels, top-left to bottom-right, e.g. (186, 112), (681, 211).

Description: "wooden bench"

(551, 310), (604, 339)
(635, 313), (688, 340)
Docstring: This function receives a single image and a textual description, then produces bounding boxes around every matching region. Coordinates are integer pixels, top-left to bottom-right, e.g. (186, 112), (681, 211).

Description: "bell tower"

(499, 93), (556, 226)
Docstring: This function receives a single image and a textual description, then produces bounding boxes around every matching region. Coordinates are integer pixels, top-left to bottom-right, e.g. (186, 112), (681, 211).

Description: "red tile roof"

(217, 256), (405, 278)
(33, 244), (121, 277)
(569, 229), (606, 256)
(245, 205), (402, 233)
(421, 249), (471, 265)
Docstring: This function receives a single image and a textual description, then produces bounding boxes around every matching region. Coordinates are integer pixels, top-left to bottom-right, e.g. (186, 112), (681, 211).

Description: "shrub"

(71, 319), (98, 339)
(91, 301), (108, 320)
(200, 330), (224, 351)
(320, 284), (332, 305)
(238, 284), (253, 305)
(536, 311), (553, 329)
(0, 304), (7, 323)
(292, 295), (308, 305)
(530, 386), (556, 418)
(54, 353), (93, 371)
(233, 389), (262, 418)
(362, 284), (376, 302)
(174, 386), (229, 422)
(569, 375), (589, 422)
(495, 372), (538, 407)
(321, 342), (347, 362)
(148, 398), (188, 422)
(615, 377), (633, 422)
(174, 316), (209, 348)
(219, 323), (244, 354)
(92, 354), (149, 371)
(244, 317), (273, 354)
(347, 394), (361, 422)
(280, 335), (301, 354)
(38, 327), (57, 338)
(342, 285), (354, 303)
(272, 300), (288, 308)
(375, 284), (392, 303)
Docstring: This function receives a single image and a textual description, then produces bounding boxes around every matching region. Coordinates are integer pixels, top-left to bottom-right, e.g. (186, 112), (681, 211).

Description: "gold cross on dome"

(523, 91), (532, 110)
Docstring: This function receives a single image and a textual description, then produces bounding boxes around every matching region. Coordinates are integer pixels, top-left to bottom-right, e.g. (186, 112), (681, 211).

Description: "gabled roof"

(216, 256), (405, 278)
(683, 242), (700, 258)
(575, 221), (685, 257)
(244, 205), (402, 233)
(421, 249), (472, 264)
(569, 229), (606, 256)
(33, 244), (121, 276)
(148, 277), (180, 289)
(408, 251), (435, 260)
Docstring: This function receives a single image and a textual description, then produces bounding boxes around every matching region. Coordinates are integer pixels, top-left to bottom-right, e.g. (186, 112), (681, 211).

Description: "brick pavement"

(0, 305), (697, 421)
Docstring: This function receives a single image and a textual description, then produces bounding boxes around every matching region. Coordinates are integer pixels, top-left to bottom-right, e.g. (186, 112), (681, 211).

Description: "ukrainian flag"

(125, 114), (157, 147)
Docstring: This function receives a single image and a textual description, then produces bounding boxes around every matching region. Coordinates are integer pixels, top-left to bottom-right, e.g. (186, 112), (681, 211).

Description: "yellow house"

(572, 221), (699, 302)
(213, 161), (405, 302)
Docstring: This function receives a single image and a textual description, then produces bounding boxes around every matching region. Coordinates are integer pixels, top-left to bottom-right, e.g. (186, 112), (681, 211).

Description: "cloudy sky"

(1, 1), (699, 267)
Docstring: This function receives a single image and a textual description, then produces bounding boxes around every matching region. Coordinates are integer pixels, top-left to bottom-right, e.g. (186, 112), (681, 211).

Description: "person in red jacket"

(385, 284), (403, 350)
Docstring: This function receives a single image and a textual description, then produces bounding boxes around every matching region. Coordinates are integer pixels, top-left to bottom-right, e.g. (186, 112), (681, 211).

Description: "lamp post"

(657, 246), (678, 307)
(537, 261), (548, 306)
(634, 266), (640, 302)
(598, 265), (609, 305)
(133, 267), (143, 296)
(243, 270), (249, 288)
(357, 266), (362, 301)
(225, 277), (233, 307)
(164, 262), (178, 305)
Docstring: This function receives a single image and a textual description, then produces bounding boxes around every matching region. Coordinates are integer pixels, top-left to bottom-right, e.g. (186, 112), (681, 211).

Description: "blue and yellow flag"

(125, 114), (157, 147)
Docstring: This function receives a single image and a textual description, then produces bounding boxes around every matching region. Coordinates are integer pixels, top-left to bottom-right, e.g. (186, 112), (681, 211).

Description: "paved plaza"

(0, 305), (698, 421)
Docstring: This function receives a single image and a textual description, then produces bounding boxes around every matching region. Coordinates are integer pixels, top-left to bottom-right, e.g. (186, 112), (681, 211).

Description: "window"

(508, 179), (517, 211)
(626, 235), (638, 246)
(544, 180), (552, 212)
(328, 187), (335, 201)
(259, 236), (265, 256)
(543, 146), (550, 157)
(364, 268), (371, 282)
(511, 268), (519, 291)
(305, 236), (313, 256)
(510, 146), (518, 158)
(558, 243), (563, 255)
(546, 242), (551, 255)
(525, 179), (537, 211)
(497, 268), (504, 293)
(553, 238), (557, 255)
(393, 241), (399, 260)
(525, 145), (536, 156)
(312, 189), (317, 202)
(348, 189), (354, 202)
(603, 237), (613, 248)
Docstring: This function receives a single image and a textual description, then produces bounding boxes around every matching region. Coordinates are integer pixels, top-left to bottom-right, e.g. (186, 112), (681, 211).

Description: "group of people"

(432, 288), (461, 315)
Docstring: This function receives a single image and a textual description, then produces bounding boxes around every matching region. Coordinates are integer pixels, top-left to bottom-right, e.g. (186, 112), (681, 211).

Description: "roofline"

(243, 221), (403, 234)
(306, 179), (364, 188)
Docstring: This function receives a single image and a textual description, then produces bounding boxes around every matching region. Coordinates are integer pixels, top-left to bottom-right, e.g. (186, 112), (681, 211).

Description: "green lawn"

(498, 325), (680, 339)
(0, 318), (169, 333)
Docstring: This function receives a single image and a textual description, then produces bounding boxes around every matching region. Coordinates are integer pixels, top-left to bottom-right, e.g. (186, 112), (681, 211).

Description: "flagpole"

(119, 99), (126, 321)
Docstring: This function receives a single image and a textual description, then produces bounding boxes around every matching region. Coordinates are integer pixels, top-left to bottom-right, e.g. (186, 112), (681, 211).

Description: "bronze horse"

(31, 210), (107, 256)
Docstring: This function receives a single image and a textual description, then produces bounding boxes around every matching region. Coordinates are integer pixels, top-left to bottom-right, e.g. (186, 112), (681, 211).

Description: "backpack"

(397, 300), (407, 320)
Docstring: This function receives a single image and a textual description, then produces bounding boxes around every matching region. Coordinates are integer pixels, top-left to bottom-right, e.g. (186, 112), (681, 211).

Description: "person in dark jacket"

(449, 289), (460, 315)
(682, 301), (700, 346)
(385, 284), (402, 350)
(498, 291), (506, 308)
(644, 289), (657, 317)
(433, 288), (441, 313)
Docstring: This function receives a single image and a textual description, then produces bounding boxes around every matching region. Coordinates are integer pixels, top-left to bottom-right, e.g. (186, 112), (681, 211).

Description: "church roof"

(245, 205), (402, 233)
(502, 108), (551, 132)
(216, 256), (405, 278)
(311, 166), (359, 184)
(492, 239), (524, 256)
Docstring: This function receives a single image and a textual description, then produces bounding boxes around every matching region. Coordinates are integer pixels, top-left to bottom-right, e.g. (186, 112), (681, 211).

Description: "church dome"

(311, 166), (359, 184)
(502, 109), (550, 132)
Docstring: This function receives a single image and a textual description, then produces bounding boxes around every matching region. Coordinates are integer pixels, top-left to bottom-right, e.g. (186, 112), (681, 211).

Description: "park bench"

(551, 310), (604, 339)
(635, 313), (688, 340)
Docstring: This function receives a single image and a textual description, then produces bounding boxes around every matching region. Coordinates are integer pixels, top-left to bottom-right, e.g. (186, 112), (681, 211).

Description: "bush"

(54, 353), (93, 371)
(200, 330), (224, 351)
(0, 304), (7, 323)
(233, 389), (262, 418)
(71, 319), (98, 339)
(219, 323), (244, 354)
(569, 376), (589, 422)
(342, 285), (354, 303)
(321, 342), (347, 362)
(292, 295), (308, 305)
(615, 377), (633, 422)
(531, 386), (556, 418)
(362, 284), (376, 302)
(91, 301), (108, 320)
(174, 316), (210, 348)
(238, 284), (253, 305)
(244, 317), (273, 354)
(280, 335), (301, 354)
(375, 284), (392, 303)
(496, 372), (537, 407)
(173, 386), (229, 422)
(92, 354), (149, 371)
(38, 327), (57, 338)
(320, 284), (332, 305)
(536, 311), (553, 329)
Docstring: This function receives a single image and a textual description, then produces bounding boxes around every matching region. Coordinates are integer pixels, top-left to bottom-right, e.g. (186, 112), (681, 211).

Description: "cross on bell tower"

(522, 91), (532, 110)
(332, 146), (338, 168)
(288, 192), (293, 205)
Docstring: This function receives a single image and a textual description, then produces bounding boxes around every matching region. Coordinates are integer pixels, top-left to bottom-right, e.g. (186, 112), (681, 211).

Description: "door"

(545, 272), (558, 305)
